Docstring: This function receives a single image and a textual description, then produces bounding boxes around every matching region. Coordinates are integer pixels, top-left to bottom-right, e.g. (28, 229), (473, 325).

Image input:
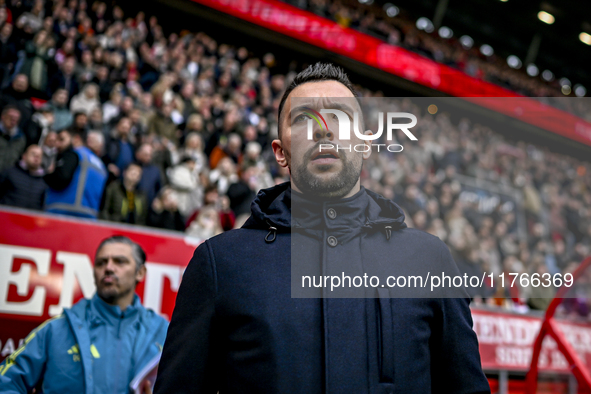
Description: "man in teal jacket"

(0, 236), (169, 394)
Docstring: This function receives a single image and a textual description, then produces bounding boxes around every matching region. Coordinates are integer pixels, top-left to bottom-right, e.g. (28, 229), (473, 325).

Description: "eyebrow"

(288, 102), (358, 120)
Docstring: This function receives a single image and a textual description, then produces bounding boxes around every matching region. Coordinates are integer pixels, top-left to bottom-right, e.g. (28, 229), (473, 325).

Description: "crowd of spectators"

(284, 0), (591, 120)
(0, 0), (590, 314)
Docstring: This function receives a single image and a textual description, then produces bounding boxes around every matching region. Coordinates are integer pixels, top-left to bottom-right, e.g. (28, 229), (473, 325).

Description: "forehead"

(27, 147), (42, 155)
(289, 80), (354, 100)
(286, 80), (359, 116)
(96, 242), (134, 259)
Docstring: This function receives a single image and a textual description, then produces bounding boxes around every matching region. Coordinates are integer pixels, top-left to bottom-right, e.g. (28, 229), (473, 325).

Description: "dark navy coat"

(155, 182), (490, 394)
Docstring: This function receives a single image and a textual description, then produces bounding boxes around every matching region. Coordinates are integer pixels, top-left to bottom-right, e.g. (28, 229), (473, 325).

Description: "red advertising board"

(472, 308), (591, 373)
(3, 207), (591, 377)
(0, 207), (197, 362)
(189, 0), (591, 148)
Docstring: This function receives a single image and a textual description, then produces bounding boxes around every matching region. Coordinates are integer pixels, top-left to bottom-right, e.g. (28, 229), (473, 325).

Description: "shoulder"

(139, 305), (169, 330)
(26, 313), (69, 341)
(394, 227), (449, 253)
(200, 226), (259, 244)
(204, 227), (272, 256)
(4, 164), (22, 176)
(66, 297), (92, 322)
(63, 148), (80, 161)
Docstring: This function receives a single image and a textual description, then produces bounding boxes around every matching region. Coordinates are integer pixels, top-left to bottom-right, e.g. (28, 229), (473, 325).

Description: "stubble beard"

(97, 277), (134, 305)
(291, 143), (363, 199)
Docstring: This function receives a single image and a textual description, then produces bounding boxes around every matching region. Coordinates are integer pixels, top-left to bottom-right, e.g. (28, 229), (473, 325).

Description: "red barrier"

(472, 308), (591, 374)
(525, 257), (591, 394)
(189, 0), (591, 148)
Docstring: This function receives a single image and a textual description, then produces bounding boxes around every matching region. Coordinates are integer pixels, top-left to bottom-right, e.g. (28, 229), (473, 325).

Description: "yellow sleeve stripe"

(90, 344), (100, 359)
(0, 314), (65, 376)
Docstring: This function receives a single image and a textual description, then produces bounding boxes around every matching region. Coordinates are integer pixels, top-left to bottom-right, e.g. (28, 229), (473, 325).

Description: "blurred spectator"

(26, 105), (54, 147)
(177, 131), (206, 174)
(71, 111), (89, 136)
(0, 105), (25, 172)
(209, 132), (242, 169)
(209, 156), (238, 195)
(227, 165), (257, 216)
(129, 108), (147, 140)
(178, 81), (197, 122)
(0, 23), (17, 88)
(41, 130), (57, 171)
(147, 186), (185, 231)
(47, 88), (73, 131)
(44, 128), (107, 218)
(135, 142), (163, 205)
(70, 83), (100, 115)
(102, 87), (122, 125)
(101, 162), (147, 225)
(148, 103), (178, 145)
(15, 1), (43, 34)
(76, 50), (96, 86)
(104, 116), (134, 178)
(0, 144), (47, 210)
(525, 261), (556, 310)
(20, 30), (51, 94)
(86, 130), (105, 158)
(185, 205), (222, 239)
(0, 74), (33, 130)
(47, 56), (79, 99)
(185, 184), (235, 231)
(167, 156), (202, 219)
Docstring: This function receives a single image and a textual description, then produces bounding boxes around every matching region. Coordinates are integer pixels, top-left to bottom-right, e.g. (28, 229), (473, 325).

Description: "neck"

(123, 181), (135, 191)
(101, 291), (134, 312)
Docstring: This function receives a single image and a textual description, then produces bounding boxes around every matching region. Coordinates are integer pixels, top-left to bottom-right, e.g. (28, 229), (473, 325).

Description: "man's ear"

(362, 130), (373, 160)
(136, 264), (147, 283)
(272, 139), (289, 168)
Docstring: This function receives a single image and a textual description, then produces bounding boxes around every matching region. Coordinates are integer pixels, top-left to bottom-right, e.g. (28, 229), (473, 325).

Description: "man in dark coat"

(155, 63), (490, 393)
(0, 144), (47, 210)
(0, 74), (33, 132)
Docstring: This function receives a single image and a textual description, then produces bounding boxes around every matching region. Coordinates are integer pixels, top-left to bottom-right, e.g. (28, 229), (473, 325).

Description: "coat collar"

(89, 293), (141, 326)
(242, 182), (407, 243)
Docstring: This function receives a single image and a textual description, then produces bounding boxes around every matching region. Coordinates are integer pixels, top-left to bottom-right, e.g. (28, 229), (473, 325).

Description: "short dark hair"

(277, 62), (356, 138)
(95, 235), (146, 270)
(62, 128), (86, 141)
(123, 161), (142, 172)
(1, 104), (20, 116)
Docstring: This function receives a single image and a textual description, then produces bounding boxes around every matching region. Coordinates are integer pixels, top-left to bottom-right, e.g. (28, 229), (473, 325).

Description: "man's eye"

(293, 114), (311, 123)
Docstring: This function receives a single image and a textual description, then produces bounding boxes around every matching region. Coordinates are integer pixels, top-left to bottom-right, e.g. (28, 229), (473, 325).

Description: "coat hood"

(242, 182), (407, 238)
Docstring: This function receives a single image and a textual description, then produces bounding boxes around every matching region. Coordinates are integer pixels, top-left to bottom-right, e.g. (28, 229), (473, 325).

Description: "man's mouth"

(102, 276), (117, 285)
(311, 149), (339, 164)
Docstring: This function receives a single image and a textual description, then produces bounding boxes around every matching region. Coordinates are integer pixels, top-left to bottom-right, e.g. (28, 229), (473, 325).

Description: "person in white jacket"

(167, 156), (203, 219)
(70, 83), (100, 115)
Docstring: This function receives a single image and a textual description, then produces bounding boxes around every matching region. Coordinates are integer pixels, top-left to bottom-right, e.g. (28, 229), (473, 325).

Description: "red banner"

(472, 308), (591, 373)
(0, 207), (197, 362)
(189, 0), (591, 147)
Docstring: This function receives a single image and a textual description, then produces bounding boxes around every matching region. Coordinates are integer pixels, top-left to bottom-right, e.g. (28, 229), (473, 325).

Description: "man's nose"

(312, 126), (334, 142)
(104, 258), (116, 271)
